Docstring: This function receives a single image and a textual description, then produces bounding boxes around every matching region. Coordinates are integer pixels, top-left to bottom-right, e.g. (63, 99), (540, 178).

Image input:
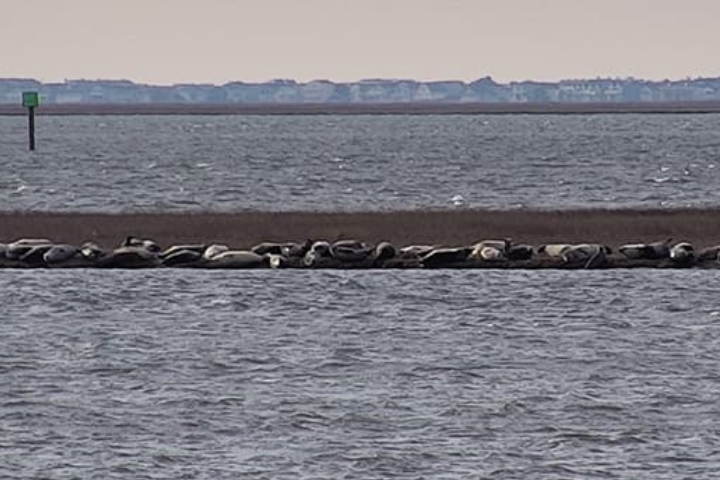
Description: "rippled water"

(1, 114), (720, 211)
(2, 268), (720, 479)
(3, 113), (720, 478)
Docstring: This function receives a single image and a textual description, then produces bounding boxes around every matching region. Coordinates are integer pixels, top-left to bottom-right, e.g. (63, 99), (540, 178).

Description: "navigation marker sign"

(22, 91), (40, 108)
(22, 91), (39, 151)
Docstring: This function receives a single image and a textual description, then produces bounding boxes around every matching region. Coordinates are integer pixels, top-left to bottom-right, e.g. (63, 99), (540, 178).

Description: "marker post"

(22, 91), (39, 151)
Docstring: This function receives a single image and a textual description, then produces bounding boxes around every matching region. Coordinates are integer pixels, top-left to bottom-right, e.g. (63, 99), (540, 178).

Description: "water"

(3, 113), (720, 478)
(2, 268), (720, 479)
(1, 114), (720, 211)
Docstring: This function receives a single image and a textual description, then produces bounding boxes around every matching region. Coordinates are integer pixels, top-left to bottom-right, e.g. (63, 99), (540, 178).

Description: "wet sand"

(2, 209), (720, 250)
(2, 102), (720, 116)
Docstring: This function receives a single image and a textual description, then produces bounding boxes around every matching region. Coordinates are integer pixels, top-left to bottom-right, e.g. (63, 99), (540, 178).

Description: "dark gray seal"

(97, 247), (160, 268)
(561, 244), (611, 268)
(330, 240), (374, 262)
(421, 247), (472, 268)
(121, 236), (161, 254)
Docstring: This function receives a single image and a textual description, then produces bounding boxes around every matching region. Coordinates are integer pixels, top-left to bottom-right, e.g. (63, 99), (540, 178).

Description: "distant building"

(2, 76), (720, 105)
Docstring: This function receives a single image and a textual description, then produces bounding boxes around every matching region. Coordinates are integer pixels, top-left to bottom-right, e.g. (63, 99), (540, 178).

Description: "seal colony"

(4, 209), (720, 269)
(2, 236), (720, 269)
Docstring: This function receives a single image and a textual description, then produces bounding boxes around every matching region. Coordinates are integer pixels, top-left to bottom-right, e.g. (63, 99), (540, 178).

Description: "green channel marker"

(22, 91), (39, 108)
(22, 92), (39, 150)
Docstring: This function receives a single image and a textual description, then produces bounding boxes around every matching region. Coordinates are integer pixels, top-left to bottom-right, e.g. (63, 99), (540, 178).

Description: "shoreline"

(2, 101), (720, 116)
(3, 208), (720, 250)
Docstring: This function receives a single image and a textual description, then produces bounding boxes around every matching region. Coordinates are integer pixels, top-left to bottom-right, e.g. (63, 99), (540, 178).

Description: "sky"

(2, 0), (719, 85)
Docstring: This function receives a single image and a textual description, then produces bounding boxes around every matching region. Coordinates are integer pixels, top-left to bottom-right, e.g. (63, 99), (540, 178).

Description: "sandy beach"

(2, 209), (720, 250)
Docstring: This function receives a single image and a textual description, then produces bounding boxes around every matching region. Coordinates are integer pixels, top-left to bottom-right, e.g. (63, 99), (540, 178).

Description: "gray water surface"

(1, 114), (719, 211)
(2, 268), (720, 479)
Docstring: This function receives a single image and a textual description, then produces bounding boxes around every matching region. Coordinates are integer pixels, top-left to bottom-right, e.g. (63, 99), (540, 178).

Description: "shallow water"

(2, 268), (720, 479)
(1, 114), (720, 211)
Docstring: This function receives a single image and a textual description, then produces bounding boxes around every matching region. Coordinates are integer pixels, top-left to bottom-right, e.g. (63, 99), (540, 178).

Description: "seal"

(561, 244), (611, 268)
(43, 244), (80, 265)
(5, 239), (53, 260)
(331, 240), (374, 262)
(472, 239), (511, 253)
(374, 242), (397, 263)
(18, 244), (56, 266)
(161, 249), (204, 267)
(202, 244), (230, 260)
(506, 245), (534, 261)
(697, 245), (720, 262)
(251, 242), (286, 256)
(160, 244), (207, 259)
(669, 242), (694, 265)
(97, 247), (160, 268)
(284, 239), (314, 258)
(646, 238), (672, 259)
(619, 239), (671, 260)
(303, 241), (333, 267)
(204, 250), (266, 268)
(470, 245), (505, 261)
(421, 247), (472, 268)
(80, 242), (106, 261)
(538, 244), (572, 258)
(399, 245), (437, 259)
(121, 236), (161, 253)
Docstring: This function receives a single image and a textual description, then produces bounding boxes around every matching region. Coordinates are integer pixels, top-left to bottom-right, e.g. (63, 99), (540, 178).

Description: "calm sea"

(0, 114), (719, 211)
(2, 114), (720, 479)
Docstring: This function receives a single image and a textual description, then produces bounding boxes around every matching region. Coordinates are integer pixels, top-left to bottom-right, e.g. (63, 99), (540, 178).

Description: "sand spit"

(2, 209), (720, 269)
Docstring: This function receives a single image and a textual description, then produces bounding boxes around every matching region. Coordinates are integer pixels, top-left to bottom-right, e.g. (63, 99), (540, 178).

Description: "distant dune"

(3, 102), (720, 116)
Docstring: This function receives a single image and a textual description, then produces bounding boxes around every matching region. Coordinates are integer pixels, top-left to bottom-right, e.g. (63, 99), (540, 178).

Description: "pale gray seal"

(669, 242), (694, 265)
(204, 250), (266, 268)
(43, 245), (80, 265)
(538, 244), (572, 258)
(80, 242), (106, 260)
(472, 239), (511, 253)
(202, 244), (229, 260)
(45, 244), (101, 268)
(470, 245), (505, 261)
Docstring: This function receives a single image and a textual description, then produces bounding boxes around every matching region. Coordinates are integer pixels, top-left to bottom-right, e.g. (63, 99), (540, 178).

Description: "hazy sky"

(2, 0), (719, 84)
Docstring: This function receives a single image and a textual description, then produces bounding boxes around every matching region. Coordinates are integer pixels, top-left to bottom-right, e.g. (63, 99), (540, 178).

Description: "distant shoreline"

(2, 101), (720, 116)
